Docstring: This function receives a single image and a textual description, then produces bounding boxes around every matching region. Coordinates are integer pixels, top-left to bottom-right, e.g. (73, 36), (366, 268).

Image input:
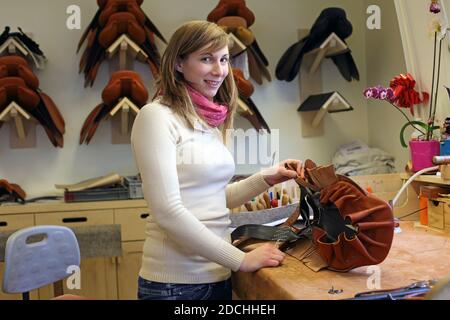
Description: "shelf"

(0, 199), (147, 215)
(298, 91), (353, 129)
(399, 173), (450, 185)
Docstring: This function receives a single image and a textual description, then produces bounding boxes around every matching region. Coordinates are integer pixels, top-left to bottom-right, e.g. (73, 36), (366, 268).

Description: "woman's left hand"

(262, 159), (303, 186)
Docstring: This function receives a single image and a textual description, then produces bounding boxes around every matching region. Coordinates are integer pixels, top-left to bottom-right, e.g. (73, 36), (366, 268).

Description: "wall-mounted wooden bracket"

(298, 29), (352, 137)
(229, 33), (247, 56)
(0, 102), (37, 148)
(237, 97), (252, 115)
(0, 36), (45, 69)
(298, 91), (353, 137)
(110, 97), (140, 144)
(107, 34), (148, 70)
(0, 37), (29, 57)
(306, 32), (348, 75)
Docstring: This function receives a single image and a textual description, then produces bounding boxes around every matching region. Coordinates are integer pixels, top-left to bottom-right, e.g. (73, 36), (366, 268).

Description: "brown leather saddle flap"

(98, 12), (146, 48)
(233, 68), (253, 98)
(0, 179), (26, 201)
(102, 70), (148, 106)
(207, 0), (255, 28)
(0, 77), (40, 110)
(80, 103), (104, 145)
(39, 92), (65, 135)
(99, 0), (146, 27)
(98, 0), (143, 8)
(0, 56), (39, 90)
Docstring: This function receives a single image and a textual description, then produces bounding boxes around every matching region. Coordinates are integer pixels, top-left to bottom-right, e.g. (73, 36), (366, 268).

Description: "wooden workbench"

(232, 221), (450, 300)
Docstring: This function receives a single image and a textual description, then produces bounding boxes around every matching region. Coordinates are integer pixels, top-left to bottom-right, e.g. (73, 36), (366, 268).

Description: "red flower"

(389, 73), (429, 115)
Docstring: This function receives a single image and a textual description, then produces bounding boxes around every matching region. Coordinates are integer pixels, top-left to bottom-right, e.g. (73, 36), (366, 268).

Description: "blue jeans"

(137, 277), (232, 300)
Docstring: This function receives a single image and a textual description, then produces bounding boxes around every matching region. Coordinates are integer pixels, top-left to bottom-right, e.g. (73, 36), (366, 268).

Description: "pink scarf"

(187, 86), (228, 127)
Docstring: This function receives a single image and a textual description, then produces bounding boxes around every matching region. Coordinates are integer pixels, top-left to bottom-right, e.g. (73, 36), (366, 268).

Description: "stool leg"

(53, 280), (64, 297)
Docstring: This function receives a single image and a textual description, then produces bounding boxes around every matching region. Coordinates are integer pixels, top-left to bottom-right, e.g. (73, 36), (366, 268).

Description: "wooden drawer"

(117, 241), (144, 300)
(0, 214), (34, 232)
(114, 208), (149, 241)
(428, 200), (444, 229)
(35, 210), (113, 227)
(443, 203), (450, 232)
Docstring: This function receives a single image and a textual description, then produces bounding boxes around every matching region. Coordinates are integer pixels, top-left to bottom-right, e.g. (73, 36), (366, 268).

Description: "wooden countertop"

(0, 199), (148, 215)
(232, 221), (450, 300)
(400, 172), (450, 185)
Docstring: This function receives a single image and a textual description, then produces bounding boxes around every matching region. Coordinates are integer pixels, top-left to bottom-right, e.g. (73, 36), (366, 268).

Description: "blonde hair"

(156, 20), (238, 135)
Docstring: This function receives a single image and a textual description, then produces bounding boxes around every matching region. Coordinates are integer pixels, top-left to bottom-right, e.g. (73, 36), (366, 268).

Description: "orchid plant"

(364, 80), (439, 148)
(364, 1), (449, 149)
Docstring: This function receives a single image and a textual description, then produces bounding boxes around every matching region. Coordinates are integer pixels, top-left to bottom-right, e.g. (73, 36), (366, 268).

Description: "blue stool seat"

(2, 225), (80, 296)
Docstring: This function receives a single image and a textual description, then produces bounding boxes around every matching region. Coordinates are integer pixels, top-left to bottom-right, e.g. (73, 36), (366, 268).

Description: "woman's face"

(178, 45), (230, 100)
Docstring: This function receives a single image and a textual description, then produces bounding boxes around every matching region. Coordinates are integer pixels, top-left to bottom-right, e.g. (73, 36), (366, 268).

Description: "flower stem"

(388, 102), (426, 135)
(429, 32), (437, 120)
(429, 36), (444, 140)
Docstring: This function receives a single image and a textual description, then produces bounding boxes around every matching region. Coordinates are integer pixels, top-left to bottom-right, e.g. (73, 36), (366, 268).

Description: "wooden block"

(444, 203), (450, 232)
(428, 200), (445, 229)
(420, 185), (450, 199)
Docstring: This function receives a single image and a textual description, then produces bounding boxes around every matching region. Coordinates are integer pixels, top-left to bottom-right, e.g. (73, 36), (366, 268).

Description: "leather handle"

(284, 163), (319, 192)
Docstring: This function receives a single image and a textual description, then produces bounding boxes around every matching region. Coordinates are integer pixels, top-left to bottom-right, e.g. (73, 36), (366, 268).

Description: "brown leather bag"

(233, 160), (395, 272)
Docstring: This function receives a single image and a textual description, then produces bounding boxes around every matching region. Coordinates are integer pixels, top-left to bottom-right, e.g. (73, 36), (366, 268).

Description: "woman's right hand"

(239, 243), (285, 272)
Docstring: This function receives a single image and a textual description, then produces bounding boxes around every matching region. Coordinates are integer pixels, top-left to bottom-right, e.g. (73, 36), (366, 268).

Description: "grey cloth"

(229, 202), (298, 228)
(332, 147), (396, 176)
(0, 224), (122, 262)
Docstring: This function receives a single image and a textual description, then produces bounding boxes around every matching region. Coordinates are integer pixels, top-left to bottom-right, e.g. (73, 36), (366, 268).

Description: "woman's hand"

(239, 243), (285, 272)
(262, 159), (303, 186)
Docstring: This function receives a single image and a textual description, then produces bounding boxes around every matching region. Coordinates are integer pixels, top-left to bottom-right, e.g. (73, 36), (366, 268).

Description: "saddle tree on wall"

(0, 31), (65, 149)
(79, 70), (148, 145)
(0, 44), (36, 148)
(106, 35), (142, 140)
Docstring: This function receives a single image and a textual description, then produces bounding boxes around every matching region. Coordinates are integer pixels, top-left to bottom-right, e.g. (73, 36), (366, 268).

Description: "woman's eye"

(221, 57), (229, 64)
(202, 57), (212, 62)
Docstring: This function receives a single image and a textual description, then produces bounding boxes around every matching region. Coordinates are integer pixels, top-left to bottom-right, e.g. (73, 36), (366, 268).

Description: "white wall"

(365, 0), (450, 171)
(395, 0), (449, 124)
(0, 0), (371, 198)
(365, 0), (409, 171)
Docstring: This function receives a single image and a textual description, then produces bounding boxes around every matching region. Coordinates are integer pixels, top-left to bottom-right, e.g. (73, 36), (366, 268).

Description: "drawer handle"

(140, 213), (149, 219)
(0, 221), (7, 227)
(62, 217), (88, 224)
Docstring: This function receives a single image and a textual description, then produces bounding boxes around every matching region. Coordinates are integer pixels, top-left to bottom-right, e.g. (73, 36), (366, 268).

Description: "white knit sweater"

(131, 101), (270, 284)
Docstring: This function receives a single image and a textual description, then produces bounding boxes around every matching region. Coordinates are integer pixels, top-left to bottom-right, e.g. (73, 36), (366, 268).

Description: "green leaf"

(399, 121), (429, 148)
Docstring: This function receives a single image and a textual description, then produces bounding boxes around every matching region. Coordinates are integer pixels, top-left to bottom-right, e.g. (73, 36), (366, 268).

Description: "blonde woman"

(131, 20), (303, 300)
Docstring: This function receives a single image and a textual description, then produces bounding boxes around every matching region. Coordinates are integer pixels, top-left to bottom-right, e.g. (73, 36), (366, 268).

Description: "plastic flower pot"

(409, 140), (440, 172)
